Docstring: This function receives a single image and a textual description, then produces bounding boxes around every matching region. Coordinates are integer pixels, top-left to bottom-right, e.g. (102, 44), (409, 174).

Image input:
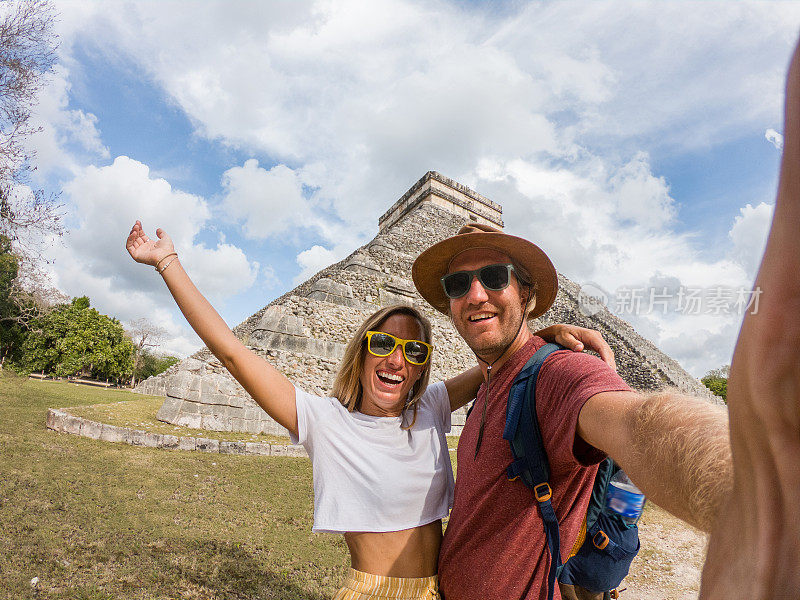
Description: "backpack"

(503, 343), (641, 600)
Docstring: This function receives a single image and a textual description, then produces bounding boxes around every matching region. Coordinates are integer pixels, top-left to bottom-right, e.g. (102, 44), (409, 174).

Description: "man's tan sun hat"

(412, 222), (558, 320)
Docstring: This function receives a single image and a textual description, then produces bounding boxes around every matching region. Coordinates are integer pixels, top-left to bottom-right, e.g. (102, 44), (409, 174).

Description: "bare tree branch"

(0, 0), (62, 263)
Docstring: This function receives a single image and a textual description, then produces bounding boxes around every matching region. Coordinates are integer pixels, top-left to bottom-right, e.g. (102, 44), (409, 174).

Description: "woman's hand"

(534, 324), (616, 370)
(126, 221), (175, 267)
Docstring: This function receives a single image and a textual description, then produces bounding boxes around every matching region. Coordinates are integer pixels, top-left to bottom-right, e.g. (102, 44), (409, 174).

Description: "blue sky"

(20, 0), (800, 376)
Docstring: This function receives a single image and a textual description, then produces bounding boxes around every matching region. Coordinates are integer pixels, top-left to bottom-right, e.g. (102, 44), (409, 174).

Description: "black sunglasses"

(440, 263), (516, 299)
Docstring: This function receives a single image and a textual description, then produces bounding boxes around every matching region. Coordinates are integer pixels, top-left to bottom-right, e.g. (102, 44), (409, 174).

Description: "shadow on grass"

(148, 538), (331, 600)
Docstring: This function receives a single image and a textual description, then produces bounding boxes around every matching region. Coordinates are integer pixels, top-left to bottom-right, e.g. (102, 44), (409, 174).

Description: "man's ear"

(520, 288), (537, 315)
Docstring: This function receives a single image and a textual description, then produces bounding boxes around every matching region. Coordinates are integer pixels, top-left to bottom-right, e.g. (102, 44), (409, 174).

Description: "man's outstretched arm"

(699, 37), (800, 600)
(577, 389), (732, 533)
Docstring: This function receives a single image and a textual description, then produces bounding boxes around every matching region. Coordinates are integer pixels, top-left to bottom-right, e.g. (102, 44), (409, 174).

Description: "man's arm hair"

(578, 390), (732, 532)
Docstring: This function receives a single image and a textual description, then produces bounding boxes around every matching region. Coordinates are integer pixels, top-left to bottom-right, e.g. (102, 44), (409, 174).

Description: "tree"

(0, 233), (66, 365)
(0, 0), (62, 261)
(136, 349), (178, 381)
(126, 317), (168, 385)
(702, 365), (729, 402)
(0, 234), (25, 364)
(20, 296), (135, 381)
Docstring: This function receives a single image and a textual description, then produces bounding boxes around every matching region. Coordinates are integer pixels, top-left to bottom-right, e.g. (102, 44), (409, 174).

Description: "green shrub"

(701, 365), (729, 402)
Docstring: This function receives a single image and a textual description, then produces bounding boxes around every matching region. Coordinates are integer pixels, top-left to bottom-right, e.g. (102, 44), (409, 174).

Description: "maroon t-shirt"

(438, 336), (632, 600)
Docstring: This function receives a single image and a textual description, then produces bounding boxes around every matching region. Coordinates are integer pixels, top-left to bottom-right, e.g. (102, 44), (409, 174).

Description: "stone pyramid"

(136, 171), (714, 437)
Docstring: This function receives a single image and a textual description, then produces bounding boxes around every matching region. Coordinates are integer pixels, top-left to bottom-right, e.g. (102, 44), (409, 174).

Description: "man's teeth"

(377, 371), (404, 382)
(469, 313), (495, 322)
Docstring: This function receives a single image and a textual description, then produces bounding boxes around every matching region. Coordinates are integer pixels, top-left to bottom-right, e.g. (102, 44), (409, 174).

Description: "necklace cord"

(474, 282), (533, 458)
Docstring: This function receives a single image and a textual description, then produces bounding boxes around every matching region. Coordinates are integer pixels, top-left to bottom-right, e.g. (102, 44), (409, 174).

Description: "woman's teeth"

(377, 371), (404, 384)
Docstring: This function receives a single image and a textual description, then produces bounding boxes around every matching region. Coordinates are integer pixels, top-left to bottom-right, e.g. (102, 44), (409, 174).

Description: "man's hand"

(126, 221), (175, 267)
(535, 324), (617, 369)
(700, 37), (800, 599)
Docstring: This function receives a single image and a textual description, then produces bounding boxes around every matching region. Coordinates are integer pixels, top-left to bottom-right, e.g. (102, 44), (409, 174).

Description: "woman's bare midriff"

(344, 520), (443, 577)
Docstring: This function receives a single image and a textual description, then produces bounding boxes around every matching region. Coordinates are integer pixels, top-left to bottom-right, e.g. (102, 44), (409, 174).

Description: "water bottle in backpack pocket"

(606, 470), (645, 526)
(558, 460), (643, 595)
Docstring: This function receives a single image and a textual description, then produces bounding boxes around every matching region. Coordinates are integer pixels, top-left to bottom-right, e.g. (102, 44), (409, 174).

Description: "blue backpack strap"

(504, 343), (564, 600)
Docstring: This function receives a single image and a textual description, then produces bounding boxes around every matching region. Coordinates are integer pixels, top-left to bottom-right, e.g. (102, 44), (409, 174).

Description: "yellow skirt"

(333, 568), (440, 600)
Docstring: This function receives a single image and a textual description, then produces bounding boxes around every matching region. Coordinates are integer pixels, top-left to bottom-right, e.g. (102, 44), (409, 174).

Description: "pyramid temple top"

(378, 171), (504, 232)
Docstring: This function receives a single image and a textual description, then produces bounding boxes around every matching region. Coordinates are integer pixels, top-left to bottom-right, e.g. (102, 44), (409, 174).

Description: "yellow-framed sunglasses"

(364, 331), (433, 366)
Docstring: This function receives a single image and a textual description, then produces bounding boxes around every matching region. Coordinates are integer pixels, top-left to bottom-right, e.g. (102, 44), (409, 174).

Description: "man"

(411, 39), (800, 600)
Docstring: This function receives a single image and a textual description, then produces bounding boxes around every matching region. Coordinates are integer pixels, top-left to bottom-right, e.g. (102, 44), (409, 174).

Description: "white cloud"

(48, 156), (259, 356)
(27, 65), (108, 177)
(659, 321), (740, 378)
(728, 202), (774, 280)
(220, 160), (312, 240)
(765, 127), (784, 150)
(294, 243), (350, 285)
(478, 153), (743, 291)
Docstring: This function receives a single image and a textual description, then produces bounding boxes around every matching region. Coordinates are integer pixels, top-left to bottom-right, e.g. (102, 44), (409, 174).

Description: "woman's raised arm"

(126, 221), (298, 437)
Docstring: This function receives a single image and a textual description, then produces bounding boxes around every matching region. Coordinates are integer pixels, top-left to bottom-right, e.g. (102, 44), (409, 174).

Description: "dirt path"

(620, 504), (708, 599)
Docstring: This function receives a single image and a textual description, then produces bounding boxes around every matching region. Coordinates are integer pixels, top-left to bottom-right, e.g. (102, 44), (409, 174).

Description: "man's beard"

(454, 307), (527, 363)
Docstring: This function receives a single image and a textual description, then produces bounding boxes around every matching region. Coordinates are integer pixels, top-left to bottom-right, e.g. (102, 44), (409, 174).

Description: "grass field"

(0, 374), (347, 600)
(0, 373), (705, 599)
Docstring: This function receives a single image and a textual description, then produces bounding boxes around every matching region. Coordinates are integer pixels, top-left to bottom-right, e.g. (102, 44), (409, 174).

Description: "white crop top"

(290, 381), (454, 534)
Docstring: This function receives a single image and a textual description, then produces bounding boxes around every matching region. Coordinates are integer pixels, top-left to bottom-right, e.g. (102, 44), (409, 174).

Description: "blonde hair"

(332, 304), (433, 429)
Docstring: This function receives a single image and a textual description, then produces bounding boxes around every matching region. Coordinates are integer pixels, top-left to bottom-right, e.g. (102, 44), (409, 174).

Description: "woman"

(126, 221), (613, 600)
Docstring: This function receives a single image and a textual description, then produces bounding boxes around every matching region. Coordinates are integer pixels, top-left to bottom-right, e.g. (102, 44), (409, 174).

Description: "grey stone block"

(245, 442), (271, 455)
(183, 388), (201, 402)
(230, 417), (245, 431)
(156, 397), (183, 423)
(182, 358), (204, 372)
(242, 420), (262, 435)
(202, 415), (229, 431)
(81, 420), (103, 439)
(204, 392), (223, 406)
(161, 434), (179, 449)
(46, 409), (65, 431)
(344, 252), (381, 275)
(270, 444), (308, 458)
(260, 421), (291, 436)
(219, 441), (245, 455)
(243, 407), (261, 421)
(175, 414), (202, 429)
(178, 436), (196, 451)
(228, 394), (246, 409)
(181, 400), (200, 414)
(126, 429), (147, 446)
(195, 438), (220, 453)
(166, 370), (194, 399)
(100, 425), (127, 443)
(216, 376), (239, 396)
(142, 432), (163, 448)
(200, 378), (218, 398)
(63, 414), (83, 435)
